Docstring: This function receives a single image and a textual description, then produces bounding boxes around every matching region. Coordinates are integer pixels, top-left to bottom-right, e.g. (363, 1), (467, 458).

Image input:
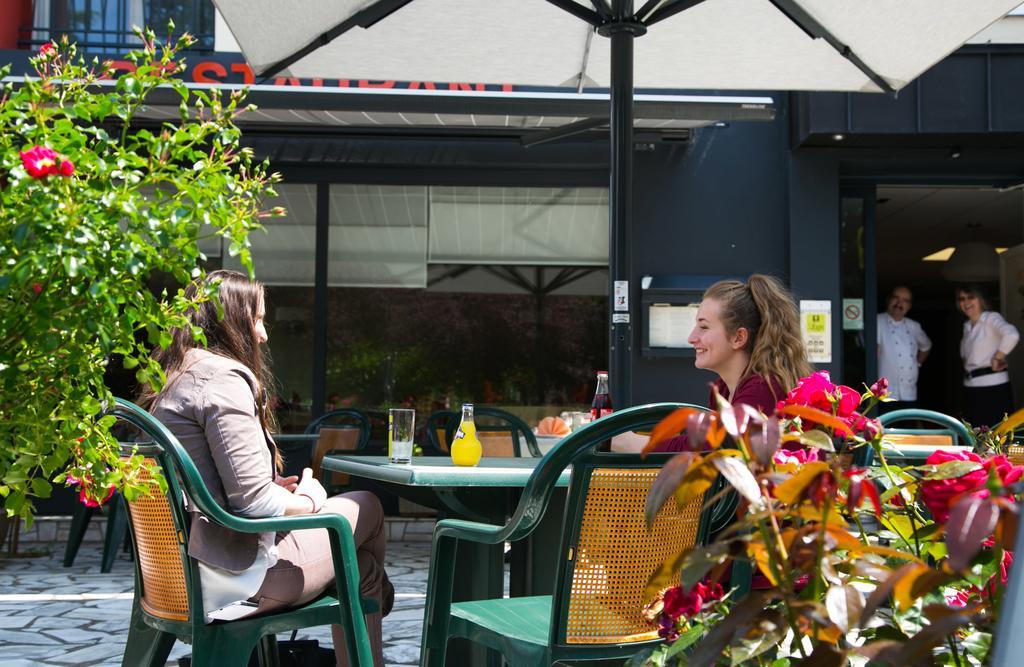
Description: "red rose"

(79, 484), (116, 508)
(661, 580), (724, 625)
(773, 446), (821, 466)
(920, 450), (1023, 523)
(781, 371), (837, 413)
(835, 384), (860, 418)
(20, 145), (74, 179)
(32, 283), (42, 295)
(39, 42), (54, 56)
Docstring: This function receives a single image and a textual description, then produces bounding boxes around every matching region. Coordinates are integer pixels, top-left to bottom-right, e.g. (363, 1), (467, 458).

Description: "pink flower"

(945, 589), (971, 608)
(79, 484), (116, 508)
(39, 42), (54, 56)
(773, 447), (821, 466)
(869, 377), (890, 400)
(779, 371), (837, 413)
(920, 450), (1023, 523)
(20, 145), (74, 179)
(662, 581), (724, 623)
(32, 283), (42, 295)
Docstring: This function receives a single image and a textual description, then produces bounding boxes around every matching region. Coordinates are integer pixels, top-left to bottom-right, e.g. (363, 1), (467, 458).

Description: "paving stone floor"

(0, 532), (434, 666)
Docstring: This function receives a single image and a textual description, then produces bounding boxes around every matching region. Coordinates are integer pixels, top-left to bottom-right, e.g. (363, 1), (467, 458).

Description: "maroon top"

(654, 373), (785, 452)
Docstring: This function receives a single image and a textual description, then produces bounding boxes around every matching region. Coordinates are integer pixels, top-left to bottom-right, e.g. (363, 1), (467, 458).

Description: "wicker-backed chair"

(872, 408), (975, 466)
(428, 407), (541, 458)
(108, 398), (374, 667)
(420, 403), (717, 666)
(1006, 445), (1024, 466)
(304, 408), (372, 491)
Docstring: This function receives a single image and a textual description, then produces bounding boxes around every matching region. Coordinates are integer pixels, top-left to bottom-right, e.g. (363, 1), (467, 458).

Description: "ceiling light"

(922, 247), (955, 261)
(941, 242), (1000, 281)
(832, 133), (845, 141)
(949, 146), (962, 159)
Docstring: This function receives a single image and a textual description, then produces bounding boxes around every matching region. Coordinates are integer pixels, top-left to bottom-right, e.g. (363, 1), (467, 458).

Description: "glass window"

(222, 183), (316, 432)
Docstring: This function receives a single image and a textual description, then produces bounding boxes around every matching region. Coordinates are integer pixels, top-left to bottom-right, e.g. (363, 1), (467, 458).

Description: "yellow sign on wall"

(800, 300), (832, 363)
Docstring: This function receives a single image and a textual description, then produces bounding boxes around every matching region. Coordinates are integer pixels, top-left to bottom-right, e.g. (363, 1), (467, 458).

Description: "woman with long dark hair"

(140, 270), (392, 666)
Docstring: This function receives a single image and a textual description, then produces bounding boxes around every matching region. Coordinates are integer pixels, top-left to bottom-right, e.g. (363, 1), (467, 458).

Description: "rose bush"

(632, 374), (1024, 667)
(0, 27), (281, 518)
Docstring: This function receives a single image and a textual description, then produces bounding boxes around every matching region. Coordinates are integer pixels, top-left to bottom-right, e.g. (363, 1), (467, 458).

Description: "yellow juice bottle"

(451, 403), (482, 466)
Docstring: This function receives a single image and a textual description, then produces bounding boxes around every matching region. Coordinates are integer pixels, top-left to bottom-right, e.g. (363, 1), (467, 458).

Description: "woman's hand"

(293, 467), (328, 513)
(992, 352), (1009, 372)
(274, 474), (299, 492)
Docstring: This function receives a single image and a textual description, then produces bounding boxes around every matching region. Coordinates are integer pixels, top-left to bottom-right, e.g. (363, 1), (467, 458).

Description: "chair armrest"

(433, 518), (505, 544)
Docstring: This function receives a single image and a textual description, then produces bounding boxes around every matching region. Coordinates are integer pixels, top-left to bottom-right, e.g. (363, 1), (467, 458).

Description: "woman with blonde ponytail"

(140, 270), (392, 666)
(613, 274), (811, 453)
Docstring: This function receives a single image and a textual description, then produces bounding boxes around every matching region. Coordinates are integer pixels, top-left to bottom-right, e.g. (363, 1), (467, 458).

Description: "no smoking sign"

(842, 298), (864, 331)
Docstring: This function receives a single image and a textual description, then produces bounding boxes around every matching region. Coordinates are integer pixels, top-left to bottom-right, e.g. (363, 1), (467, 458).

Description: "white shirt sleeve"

(991, 312), (1021, 356)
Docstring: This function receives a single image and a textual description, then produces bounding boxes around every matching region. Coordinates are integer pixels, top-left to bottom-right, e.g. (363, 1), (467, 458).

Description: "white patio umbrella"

(213, 0), (1019, 404)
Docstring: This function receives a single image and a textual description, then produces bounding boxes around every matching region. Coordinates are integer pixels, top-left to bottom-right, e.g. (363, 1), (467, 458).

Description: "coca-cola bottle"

(591, 371), (613, 420)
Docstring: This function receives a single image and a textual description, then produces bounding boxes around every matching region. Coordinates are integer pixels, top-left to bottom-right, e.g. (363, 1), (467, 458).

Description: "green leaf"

(919, 460), (983, 480)
(795, 428), (835, 451)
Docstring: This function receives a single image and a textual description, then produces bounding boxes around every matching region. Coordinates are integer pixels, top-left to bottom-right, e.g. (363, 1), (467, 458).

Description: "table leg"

(509, 489), (566, 598)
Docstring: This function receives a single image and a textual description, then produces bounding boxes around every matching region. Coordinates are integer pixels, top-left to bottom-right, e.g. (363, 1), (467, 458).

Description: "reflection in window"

(35, 0), (215, 52)
(223, 183), (316, 432)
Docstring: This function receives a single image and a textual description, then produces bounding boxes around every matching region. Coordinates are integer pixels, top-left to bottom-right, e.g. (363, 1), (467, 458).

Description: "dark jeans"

(963, 382), (1014, 429)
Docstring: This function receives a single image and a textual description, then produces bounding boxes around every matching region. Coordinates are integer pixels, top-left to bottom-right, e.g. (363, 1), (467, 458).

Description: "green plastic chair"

(62, 492), (129, 573)
(424, 410), (458, 455)
(107, 398), (375, 667)
(304, 408), (372, 492)
(420, 403), (718, 666)
(870, 408), (975, 467)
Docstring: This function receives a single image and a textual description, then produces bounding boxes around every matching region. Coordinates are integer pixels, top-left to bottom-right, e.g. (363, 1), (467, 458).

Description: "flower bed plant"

(0, 27), (280, 519)
(634, 371), (1023, 667)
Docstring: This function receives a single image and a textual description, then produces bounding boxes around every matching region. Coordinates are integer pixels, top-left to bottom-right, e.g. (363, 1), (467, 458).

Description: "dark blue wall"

(630, 101), (799, 405)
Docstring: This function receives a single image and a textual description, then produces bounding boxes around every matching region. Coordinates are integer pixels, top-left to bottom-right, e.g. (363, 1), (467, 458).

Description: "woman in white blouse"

(959, 285), (1020, 427)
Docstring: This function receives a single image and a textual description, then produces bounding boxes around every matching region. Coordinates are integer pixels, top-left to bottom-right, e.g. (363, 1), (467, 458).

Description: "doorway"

(871, 185), (1024, 416)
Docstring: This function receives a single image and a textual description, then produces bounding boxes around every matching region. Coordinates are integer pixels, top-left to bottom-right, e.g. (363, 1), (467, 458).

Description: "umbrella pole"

(604, 4), (644, 408)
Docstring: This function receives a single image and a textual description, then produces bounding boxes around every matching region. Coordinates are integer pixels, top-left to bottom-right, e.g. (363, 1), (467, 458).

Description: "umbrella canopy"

(213, 0), (1019, 407)
(214, 0), (1017, 93)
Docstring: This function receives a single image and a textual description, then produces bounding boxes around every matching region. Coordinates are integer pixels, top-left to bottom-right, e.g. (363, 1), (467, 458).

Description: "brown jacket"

(152, 348), (285, 572)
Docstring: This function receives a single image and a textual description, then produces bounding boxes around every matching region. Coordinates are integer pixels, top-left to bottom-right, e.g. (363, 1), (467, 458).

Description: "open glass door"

(840, 187), (878, 389)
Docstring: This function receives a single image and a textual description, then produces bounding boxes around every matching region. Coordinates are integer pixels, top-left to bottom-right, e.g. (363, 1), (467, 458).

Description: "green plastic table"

(321, 455), (570, 666)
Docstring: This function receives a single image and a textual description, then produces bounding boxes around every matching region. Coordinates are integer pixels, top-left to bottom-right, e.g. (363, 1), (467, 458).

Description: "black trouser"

(963, 382), (1014, 429)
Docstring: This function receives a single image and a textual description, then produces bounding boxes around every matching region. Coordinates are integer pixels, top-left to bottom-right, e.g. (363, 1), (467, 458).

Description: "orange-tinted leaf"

(674, 457), (718, 510)
(773, 461), (830, 504)
(644, 452), (698, 530)
(778, 404), (853, 436)
(995, 507), (1020, 551)
(894, 563), (949, 612)
(860, 562), (918, 626)
(946, 495), (999, 571)
(644, 547), (691, 598)
(746, 539), (778, 586)
(706, 420), (726, 448)
(994, 406), (1024, 435)
(643, 407), (699, 454)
